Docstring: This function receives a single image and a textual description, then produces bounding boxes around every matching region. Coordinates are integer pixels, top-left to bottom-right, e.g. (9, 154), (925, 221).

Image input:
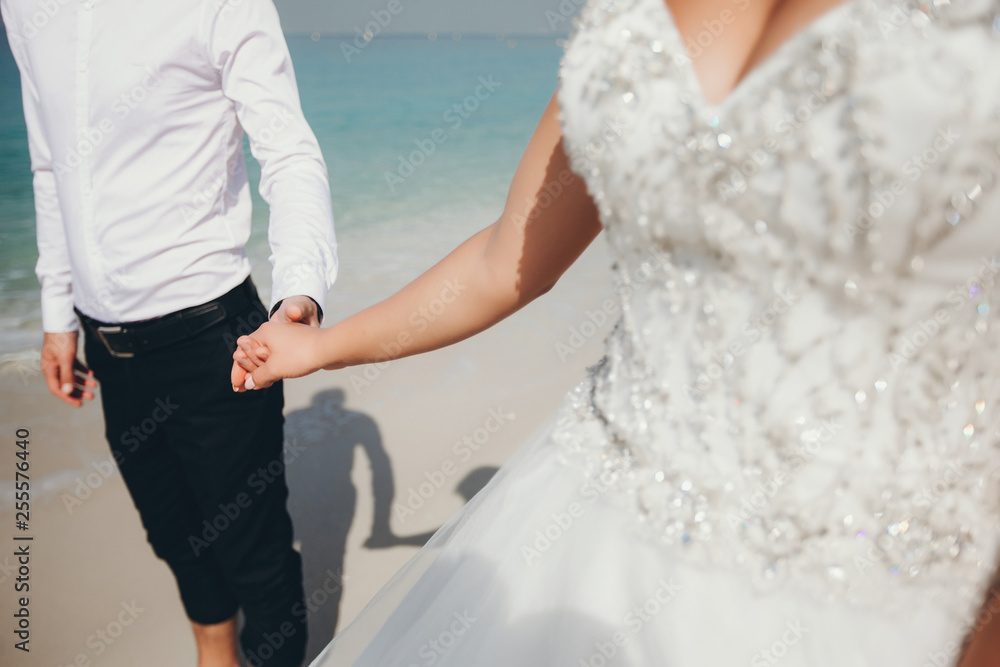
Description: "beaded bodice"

(556, 0), (1000, 616)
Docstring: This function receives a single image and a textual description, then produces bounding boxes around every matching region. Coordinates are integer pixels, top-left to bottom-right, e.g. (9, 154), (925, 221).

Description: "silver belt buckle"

(96, 325), (135, 359)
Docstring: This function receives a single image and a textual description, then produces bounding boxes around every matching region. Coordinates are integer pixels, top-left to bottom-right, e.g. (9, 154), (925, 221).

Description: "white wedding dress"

(313, 0), (1000, 664)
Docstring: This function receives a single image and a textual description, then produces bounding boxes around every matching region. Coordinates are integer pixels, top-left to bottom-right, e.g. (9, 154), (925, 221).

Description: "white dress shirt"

(1, 0), (338, 331)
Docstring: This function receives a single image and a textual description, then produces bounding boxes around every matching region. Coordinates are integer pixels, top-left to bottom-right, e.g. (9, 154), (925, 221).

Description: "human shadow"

(456, 465), (501, 502)
(283, 388), (435, 662)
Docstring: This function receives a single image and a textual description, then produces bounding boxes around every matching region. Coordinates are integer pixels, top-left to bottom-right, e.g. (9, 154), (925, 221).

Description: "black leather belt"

(76, 277), (258, 359)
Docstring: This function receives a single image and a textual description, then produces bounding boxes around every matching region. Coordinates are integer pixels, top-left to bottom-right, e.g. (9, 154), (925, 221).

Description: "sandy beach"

(0, 234), (613, 666)
(0, 25), (606, 665)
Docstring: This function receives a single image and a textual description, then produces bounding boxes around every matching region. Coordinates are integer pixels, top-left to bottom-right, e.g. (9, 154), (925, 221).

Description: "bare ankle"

(192, 616), (240, 667)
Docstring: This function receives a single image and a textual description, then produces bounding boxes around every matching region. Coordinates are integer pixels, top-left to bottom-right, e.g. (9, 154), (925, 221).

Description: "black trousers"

(82, 287), (307, 667)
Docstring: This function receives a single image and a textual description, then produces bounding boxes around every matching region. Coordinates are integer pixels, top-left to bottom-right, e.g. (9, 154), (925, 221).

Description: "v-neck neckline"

(653, 0), (864, 113)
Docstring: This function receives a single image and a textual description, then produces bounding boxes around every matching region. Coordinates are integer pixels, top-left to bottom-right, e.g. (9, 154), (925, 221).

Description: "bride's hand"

(231, 335), (265, 391)
(230, 321), (328, 391)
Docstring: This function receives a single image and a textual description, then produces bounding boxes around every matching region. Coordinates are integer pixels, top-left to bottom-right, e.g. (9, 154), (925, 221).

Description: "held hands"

(42, 331), (98, 407)
(230, 321), (328, 391)
(231, 295), (329, 392)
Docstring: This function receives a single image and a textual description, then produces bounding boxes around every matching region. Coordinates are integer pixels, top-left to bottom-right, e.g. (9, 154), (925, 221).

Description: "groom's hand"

(270, 295), (321, 328)
(41, 331), (98, 407)
(231, 322), (325, 392)
(232, 295), (321, 390)
(231, 336), (267, 392)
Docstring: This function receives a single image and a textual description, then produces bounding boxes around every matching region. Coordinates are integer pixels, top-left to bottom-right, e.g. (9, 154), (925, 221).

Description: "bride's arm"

(233, 91), (602, 390)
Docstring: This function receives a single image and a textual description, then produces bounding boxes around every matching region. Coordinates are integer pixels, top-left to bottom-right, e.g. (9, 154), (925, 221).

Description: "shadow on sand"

(282, 388), (498, 662)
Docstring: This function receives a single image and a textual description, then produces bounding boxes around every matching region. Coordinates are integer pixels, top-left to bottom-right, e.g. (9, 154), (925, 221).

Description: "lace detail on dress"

(555, 0), (1000, 619)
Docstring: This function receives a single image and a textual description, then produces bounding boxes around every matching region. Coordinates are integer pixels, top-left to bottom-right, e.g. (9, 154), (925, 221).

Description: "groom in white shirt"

(1, 0), (337, 664)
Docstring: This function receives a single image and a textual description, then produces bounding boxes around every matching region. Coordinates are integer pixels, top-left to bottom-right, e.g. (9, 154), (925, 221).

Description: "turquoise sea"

(0, 31), (565, 355)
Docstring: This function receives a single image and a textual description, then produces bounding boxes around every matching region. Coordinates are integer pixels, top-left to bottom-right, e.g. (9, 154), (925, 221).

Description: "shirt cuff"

(269, 296), (324, 323)
(270, 271), (329, 323)
(41, 288), (80, 333)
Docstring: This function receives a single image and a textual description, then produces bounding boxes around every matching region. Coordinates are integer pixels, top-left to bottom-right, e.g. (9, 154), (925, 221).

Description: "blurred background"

(0, 1), (618, 664)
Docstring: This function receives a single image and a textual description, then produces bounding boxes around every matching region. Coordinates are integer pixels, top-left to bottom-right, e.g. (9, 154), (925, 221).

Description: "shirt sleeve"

(2, 1), (79, 333)
(205, 0), (338, 319)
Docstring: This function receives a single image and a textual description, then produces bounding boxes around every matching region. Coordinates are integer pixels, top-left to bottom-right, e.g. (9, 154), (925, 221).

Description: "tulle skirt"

(310, 410), (971, 666)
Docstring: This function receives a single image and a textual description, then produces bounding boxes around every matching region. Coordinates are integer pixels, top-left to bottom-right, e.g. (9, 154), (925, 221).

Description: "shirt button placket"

(76, 0), (102, 317)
